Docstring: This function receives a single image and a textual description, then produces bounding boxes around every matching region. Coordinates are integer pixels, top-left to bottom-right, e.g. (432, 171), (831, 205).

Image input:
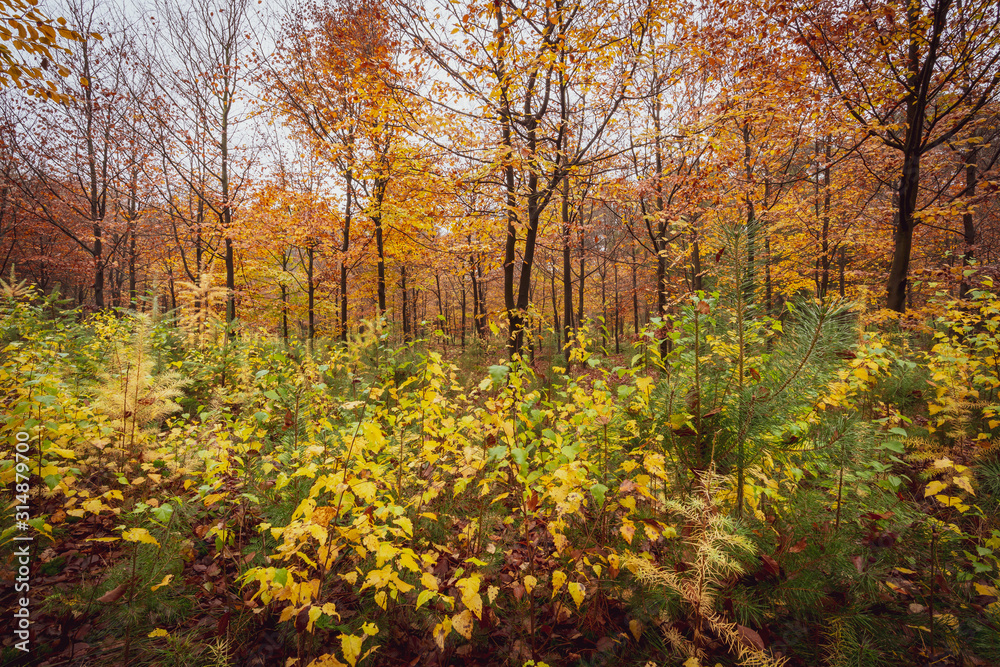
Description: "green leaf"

(488, 365), (510, 386)
(560, 444), (580, 462)
(151, 503), (174, 524)
(590, 483), (608, 509)
(510, 446), (527, 466)
(880, 440), (906, 454)
(889, 427), (908, 437)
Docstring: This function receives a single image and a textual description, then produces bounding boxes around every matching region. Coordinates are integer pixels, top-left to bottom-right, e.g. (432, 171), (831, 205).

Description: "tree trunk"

(401, 265), (411, 342)
(340, 169), (353, 341)
(959, 144), (978, 300)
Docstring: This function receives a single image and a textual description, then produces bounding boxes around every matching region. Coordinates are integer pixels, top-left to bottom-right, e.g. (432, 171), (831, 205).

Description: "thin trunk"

(307, 245), (316, 341)
(340, 169), (353, 341)
(461, 282), (466, 348)
(562, 177), (574, 364)
(614, 260), (620, 354)
(959, 144), (978, 299)
(401, 265), (411, 343)
(632, 244), (639, 334)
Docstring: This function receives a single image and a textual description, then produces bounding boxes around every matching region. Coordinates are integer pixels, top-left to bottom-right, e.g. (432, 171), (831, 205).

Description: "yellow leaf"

(150, 574), (173, 591)
(421, 571), (439, 592)
(487, 585), (499, 604)
(452, 609), (474, 639)
(629, 618), (642, 640)
(122, 527), (159, 547)
(148, 628), (169, 638)
(307, 605), (324, 633)
(567, 582), (585, 609)
(523, 575), (537, 595)
(340, 633), (363, 667)
(953, 475), (975, 495)
(974, 583), (998, 596)
(620, 520), (635, 544)
(551, 570), (566, 598)
(456, 575), (482, 619)
(683, 658), (701, 667)
(393, 517), (413, 537)
(308, 653), (348, 667)
(934, 495), (969, 512)
(853, 367), (869, 382)
(924, 480), (948, 497)
(203, 493), (225, 506)
(433, 618), (451, 650)
(397, 550), (420, 573)
(353, 480), (376, 503)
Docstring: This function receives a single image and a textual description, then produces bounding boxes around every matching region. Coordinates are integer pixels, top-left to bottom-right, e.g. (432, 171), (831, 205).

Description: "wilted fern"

(625, 469), (786, 667)
(175, 269), (228, 349)
(0, 265), (33, 302)
(92, 314), (187, 461)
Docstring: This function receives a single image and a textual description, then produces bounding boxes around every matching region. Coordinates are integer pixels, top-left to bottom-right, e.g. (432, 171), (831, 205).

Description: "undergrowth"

(1, 274), (999, 667)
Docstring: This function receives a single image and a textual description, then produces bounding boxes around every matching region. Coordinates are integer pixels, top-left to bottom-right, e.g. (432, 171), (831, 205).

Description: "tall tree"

(395, 0), (657, 356)
(785, 0), (1000, 311)
(142, 0), (258, 327)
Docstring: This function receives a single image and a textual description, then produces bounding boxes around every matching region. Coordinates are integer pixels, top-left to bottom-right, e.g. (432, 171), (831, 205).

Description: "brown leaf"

(737, 625), (765, 651)
(851, 555), (867, 574)
(97, 583), (128, 604)
(760, 554), (781, 577)
(789, 538), (808, 553)
(295, 606), (310, 634)
(697, 300), (711, 315)
(526, 491), (539, 512)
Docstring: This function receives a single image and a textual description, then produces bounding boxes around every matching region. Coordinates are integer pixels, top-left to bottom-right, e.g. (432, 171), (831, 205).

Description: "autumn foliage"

(1, 0), (1000, 665)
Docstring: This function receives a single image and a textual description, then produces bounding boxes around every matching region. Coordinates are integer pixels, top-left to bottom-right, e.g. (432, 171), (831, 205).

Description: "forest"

(1, 0), (1000, 664)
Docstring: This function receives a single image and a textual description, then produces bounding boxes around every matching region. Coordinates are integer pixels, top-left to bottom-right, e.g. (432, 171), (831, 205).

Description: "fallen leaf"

(737, 625), (765, 651)
(98, 583), (127, 604)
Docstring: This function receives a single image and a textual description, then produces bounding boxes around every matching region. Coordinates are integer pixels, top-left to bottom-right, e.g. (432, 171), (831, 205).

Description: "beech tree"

(2, 0), (129, 308)
(785, 0), (1000, 311)
(267, 0), (416, 340)
(395, 0), (659, 355)
(141, 0), (258, 327)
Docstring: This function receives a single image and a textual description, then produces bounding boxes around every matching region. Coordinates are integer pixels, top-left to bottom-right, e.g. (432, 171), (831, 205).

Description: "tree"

(395, 0), (657, 356)
(786, 0), (1000, 311)
(2, 0), (131, 308)
(141, 0), (258, 328)
(0, 0), (83, 102)
(268, 0), (414, 339)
